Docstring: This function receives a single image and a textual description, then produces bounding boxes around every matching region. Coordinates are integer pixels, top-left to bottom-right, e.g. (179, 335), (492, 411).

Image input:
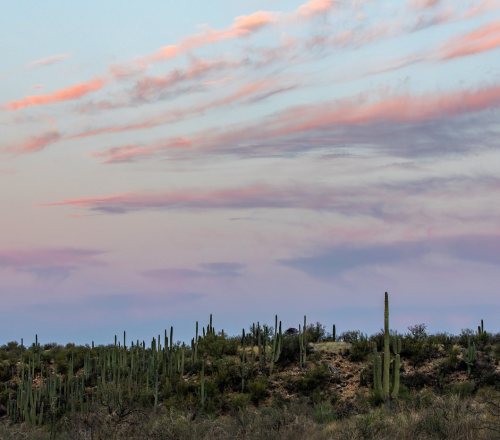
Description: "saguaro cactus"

(299, 315), (307, 369)
(269, 315), (282, 375)
(465, 336), (476, 376)
(373, 292), (401, 401)
(383, 292), (391, 400)
(477, 319), (485, 336)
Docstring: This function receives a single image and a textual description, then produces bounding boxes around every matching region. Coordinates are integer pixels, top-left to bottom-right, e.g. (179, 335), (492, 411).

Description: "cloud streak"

(5, 78), (106, 110)
(280, 234), (500, 278)
(91, 83), (500, 163)
(113, 0), (334, 75)
(45, 175), (500, 217)
(438, 20), (500, 60)
(6, 77), (297, 156)
(0, 247), (104, 279)
(12, 131), (62, 154)
(142, 262), (245, 281)
(27, 53), (70, 68)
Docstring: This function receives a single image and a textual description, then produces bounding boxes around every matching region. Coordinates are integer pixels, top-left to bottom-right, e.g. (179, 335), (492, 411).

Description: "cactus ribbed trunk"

(383, 292), (390, 401)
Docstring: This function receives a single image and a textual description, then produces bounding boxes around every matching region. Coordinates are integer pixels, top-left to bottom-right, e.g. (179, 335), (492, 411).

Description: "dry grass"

(2, 391), (498, 440)
(312, 341), (351, 354)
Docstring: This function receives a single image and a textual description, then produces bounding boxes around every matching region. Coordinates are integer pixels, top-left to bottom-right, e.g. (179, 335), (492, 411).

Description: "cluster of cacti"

(372, 292), (401, 401)
(6, 322), (192, 424)
(4, 313), (299, 426)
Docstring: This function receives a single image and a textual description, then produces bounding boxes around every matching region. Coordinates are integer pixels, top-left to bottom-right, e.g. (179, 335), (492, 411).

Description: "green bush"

(348, 337), (372, 362)
(305, 323), (326, 343)
(445, 381), (476, 397)
(248, 377), (269, 405)
(277, 335), (301, 367)
(197, 333), (239, 359)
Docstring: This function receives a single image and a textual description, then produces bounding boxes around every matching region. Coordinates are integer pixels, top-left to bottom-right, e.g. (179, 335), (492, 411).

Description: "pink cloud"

(140, 11), (276, 66)
(15, 131), (62, 153)
(134, 58), (235, 100)
(231, 11), (276, 34)
(297, 0), (335, 18)
(270, 84), (500, 133)
(46, 185), (339, 213)
(438, 20), (500, 60)
(45, 175), (500, 218)
(0, 247), (104, 279)
(92, 138), (191, 163)
(357, 21), (500, 79)
(8, 77), (294, 156)
(409, 0), (440, 9)
(6, 78), (106, 110)
(464, 0), (500, 19)
(0, 248), (102, 266)
(88, 83), (500, 164)
(72, 79), (294, 147)
(27, 53), (70, 68)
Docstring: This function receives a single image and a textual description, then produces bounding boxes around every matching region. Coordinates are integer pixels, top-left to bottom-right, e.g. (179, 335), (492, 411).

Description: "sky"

(1, 0), (500, 345)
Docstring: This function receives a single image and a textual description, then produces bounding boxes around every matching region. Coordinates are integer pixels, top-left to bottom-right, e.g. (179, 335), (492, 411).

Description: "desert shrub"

(294, 364), (331, 396)
(305, 323), (326, 343)
(198, 334), (239, 359)
(401, 336), (435, 367)
(493, 342), (500, 363)
(227, 393), (251, 412)
(472, 356), (499, 388)
(213, 358), (247, 393)
(414, 395), (483, 440)
(359, 364), (373, 387)
(312, 402), (336, 424)
(348, 336), (372, 362)
(0, 359), (15, 382)
(277, 335), (301, 366)
(458, 329), (476, 347)
(402, 371), (434, 390)
(340, 330), (365, 343)
(445, 381), (476, 398)
(440, 346), (461, 373)
(408, 323), (427, 339)
(248, 377), (269, 406)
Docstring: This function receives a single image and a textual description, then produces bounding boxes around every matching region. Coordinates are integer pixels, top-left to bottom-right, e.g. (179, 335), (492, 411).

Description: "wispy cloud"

(357, 21), (500, 78)
(89, 83), (500, 163)
(296, 0), (335, 18)
(0, 247), (104, 279)
(133, 58), (238, 102)
(46, 185), (330, 213)
(438, 20), (500, 60)
(45, 175), (500, 217)
(142, 262), (245, 281)
(124, 11), (277, 71)
(27, 53), (70, 68)
(409, 0), (441, 10)
(114, 0), (333, 74)
(280, 234), (500, 278)
(6, 78), (106, 111)
(10, 131), (62, 154)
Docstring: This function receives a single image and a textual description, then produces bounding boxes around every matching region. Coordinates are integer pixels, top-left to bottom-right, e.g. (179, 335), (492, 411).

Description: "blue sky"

(1, 0), (500, 344)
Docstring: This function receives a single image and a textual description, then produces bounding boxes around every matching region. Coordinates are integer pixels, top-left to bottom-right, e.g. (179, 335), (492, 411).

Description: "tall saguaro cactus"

(383, 292), (391, 400)
(373, 292), (401, 401)
(269, 315), (282, 375)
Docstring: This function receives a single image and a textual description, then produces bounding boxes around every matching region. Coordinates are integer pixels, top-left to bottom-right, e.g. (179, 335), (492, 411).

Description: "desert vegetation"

(0, 293), (498, 439)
